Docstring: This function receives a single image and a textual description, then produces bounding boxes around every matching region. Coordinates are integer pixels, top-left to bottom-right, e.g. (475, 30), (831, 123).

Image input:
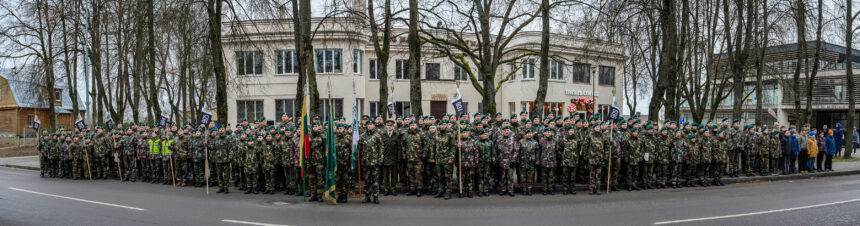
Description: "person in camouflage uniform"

(360, 121), (383, 204)
(496, 126), (518, 196)
(670, 129), (686, 188)
(161, 128), (175, 185)
(434, 121), (456, 200)
(518, 129), (538, 195)
(191, 129), (205, 187)
(699, 130), (713, 187)
(70, 136), (83, 179)
(174, 129), (190, 186)
(403, 122), (424, 196)
(538, 127), (558, 195)
(281, 128), (298, 195)
(625, 127), (642, 191)
(458, 127), (478, 198)
(685, 134), (700, 187)
(308, 123), (326, 201)
(655, 127), (671, 188)
(727, 119), (741, 177)
(641, 126), (658, 189)
(211, 129), (231, 194)
(148, 130), (162, 184)
(771, 131), (782, 174)
(94, 128), (109, 179)
(263, 133), (280, 194)
(120, 129), (136, 181)
(242, 134), (258, 194)
(334, 124), (352, 203)
(713, 130), (728, 186)
(561, 125), (580, 195)
(742, 126), (757, 177)
(587, 123), (606, 195)
(476, 129), (495, 197)
(37, 131), (48, 177)
(605, 122), (623, 192)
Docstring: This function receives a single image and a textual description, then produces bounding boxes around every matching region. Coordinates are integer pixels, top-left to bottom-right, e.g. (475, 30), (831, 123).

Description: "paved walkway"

(3, 155), (859, 190)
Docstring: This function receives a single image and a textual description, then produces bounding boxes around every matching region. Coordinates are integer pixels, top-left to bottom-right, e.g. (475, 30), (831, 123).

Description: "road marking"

(8, 187), (145, 211)
(653, 198), (860, 225)
(222, 219), (293, 226)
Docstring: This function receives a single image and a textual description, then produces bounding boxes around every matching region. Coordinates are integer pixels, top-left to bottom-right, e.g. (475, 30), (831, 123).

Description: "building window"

(509, 102), (516, 115)
(550, 60), (564, 80)
(315, 49), (342, 74)
(393, 101), (412, 116)
(353, 50), (362, 75)
(319, 99), (344, 120)
(27, 114), (35, 128)
(522, 59), (535, 79)
(508, 64), (517, 81)
(455, 65), (469, 81)
(275, 50), (298, 75)
(599, 66), (615, 86)
(477, 102), (483, 114)
(369, 59), (378, 79)
(275, 99), (295, 117)
(522, 101), (563, 117)
(54, 89), (62, 103)
(425, 63), (440, 80)
(236, 51), (263, 76)
(395, 60), (408, 80)
(460, 102), (468, 115)
(355, 98), (365, 116)
(369, 101), (379, 117)
(237, 100), (264, 122)
(571, 63), (590, 83)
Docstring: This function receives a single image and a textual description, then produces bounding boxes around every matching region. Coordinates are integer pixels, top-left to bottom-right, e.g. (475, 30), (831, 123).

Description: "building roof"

(717, 41), (860, 63)
(0, 68), (85, 113)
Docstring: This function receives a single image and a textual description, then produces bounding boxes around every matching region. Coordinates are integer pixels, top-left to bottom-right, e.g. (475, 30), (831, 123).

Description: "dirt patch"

(0, 146), (37, 158)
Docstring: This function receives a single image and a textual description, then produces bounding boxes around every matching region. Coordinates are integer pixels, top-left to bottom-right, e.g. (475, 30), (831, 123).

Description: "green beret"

(645, 125), (654, 130)
(495, 112), (502, 116)
(523, 129), (533, 133)
(480, 129), (489, 134)
(683, 122), (690, 126)
(696, 125), (704, 129)
(385, 120), (395, 125)
(511, 114), (517, 119)
(660, 127), (668, 131)
(732, 119), (740, 123)
(691, 122), (698, 127)
(630, 127), (639, 132)
(460, 127), (470, 132)
(722, 117), (729, 122)
(688, 134), (696, 139)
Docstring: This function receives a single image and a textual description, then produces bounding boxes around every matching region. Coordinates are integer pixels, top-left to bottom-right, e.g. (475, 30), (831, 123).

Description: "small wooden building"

(0, 68), (85, 137)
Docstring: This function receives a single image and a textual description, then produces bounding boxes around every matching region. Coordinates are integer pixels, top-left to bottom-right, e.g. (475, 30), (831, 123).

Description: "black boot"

(216, 188), (224, 193)
(466, 191), (473, 198)
(543, 190), (548, 196)
(224, 188), (229, 194)
(362, 196), (370, 203)
(406, 190), (416, 196)
(633, 185), (641, 190)
(373, 197), (379, 204)
(244, 189), (252, 194)
(416, 190), (423, 197)
(309, 196), (319, 202)
(570, 189), (576, 195)
(434, 192), (444, 198)
(548, 190), (554, 195)
(610, 186), (619, 192)
(443, 192), (452, 200)
(627, 186), (633, 191)
(508, 191), (515, 197)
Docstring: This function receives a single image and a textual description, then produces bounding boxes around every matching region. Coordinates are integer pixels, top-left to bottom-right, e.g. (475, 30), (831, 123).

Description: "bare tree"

(845, 0), (857, 159)
(367, 0), (393, 119)
(407, 0), (423, 116)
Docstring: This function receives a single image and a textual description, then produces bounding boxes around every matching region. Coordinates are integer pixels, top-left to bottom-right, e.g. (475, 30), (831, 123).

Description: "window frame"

(353, 50), (362, 75)
(571, 63), (591, 84)
(274, 50), (298, 76)
(315, 49), (343, 74)
(369, 59), (379, 80)
(425, 63), (440, 80)
(599, 65), (615, 86)
(549, 60), (564, 81)
(236, 51), (263, 77)
(454, 64), (469, 81)
(275, 99), (296, 117)
(522, 59), (536, 80)
(395, 59), (409, 80)
(236, 100), (264, 122)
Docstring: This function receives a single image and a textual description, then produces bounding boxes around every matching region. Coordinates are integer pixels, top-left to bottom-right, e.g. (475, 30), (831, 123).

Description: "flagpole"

(456, 82), (462, 196)
(205, 129), (210, 195)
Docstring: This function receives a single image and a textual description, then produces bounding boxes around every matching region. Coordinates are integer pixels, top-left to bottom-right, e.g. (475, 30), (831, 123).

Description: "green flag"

(323, 103), (337, 204)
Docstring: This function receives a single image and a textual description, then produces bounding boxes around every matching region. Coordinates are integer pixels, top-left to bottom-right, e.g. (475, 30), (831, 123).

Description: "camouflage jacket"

(586, 130), (606, 166)
(263, 141), (279, 169)
(336, 132), (352, 168)
(360, 129), (383, 166)
(309, 131), (326, 165)
(244, 142), (259, 171)
(560, 134), (580, 167)
(477, 137), (495, 164)
(460, 138), (479, 168)
(657, 134), (671, 164)
(714, 137), (728, 163)
(671, 137), (686, 163)
(538, 136), (558, 168)
(625, 136), (642, 165)
(403, 129), (424, 162)
(700, 136), (713, 163)
(495, 134), (517, 168)
(434, 130), (456, 164)
(685, 140), (700, 164)
(518, 138), (538, 168)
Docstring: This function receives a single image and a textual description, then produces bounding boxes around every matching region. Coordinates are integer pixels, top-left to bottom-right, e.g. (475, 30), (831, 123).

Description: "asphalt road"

(1, 166), (859, 226)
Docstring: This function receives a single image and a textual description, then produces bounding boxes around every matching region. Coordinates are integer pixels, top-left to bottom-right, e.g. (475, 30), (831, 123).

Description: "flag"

(74, 114), (87, 130)
(106, 118), (114, 130)
(387, 91), (395, 117)
(451, 88), (465, 117)
(299, 96), (310, 177)
(351, 94), (359, 170)
(159, 115), (169, 127)
(199, 104), (213, 126)
(323, 101), (337, 204)
(608, 97), (620, 120)
(32, 115), (41, 130)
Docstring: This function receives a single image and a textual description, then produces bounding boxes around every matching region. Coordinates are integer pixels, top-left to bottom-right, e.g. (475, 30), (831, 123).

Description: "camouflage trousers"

(588, 164), (603, 190)
(712, 162), (725, 182)
(760, 156), (770, 174)
(608, 158), (621, 186)
(684, 163), (698, 184)
(162, 158), (173, 183)
(150, 159), (162, 180)
(244, 164), (258, 189)
(123, 156), (137, 180)
(478, 163), (492, 193)
(193, 161), (204, 184)
(424, 162), (436, 192)
(520, 167), (536, 192)
(744, 153), (757, 174)
(363, 166), (380, 198)
(336, 164), (351, 198)
(500, 167), (516, 193)
(560, 166), (577, 190)
(771, 157), (780, 173)
(655, 163), (669, 186)
(698, 163), (711, 182)
(39, 155), (47, 176)
(215, 163), (230, 190)
(92, 157), (106, 178)
(408, 161), (423, 191)
(541, 167), (555, 189)
(47, 158), (58, 177)
(282, 164), (296, 190)
(670, 163), (682, 186)
(462, 167), (476, 193)
(626, 163), (639, 187)
(641, 162), (654, 186)
(72, 160), (83, 179)
(309, 164), (324, 197)
(436, 164), (453, 193)
(729, 150), (741, 174)
(177, 160), (189, 185)
(264, 165), (277, 191)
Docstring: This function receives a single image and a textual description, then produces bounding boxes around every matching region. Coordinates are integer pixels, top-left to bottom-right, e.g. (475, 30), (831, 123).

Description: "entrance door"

(431, 101), (447, 119)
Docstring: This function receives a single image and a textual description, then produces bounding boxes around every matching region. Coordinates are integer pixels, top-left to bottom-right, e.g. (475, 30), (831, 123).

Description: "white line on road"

(8, 187), (145, 211)
(222, 219), (293, 226)
(653, 198), (860, 225)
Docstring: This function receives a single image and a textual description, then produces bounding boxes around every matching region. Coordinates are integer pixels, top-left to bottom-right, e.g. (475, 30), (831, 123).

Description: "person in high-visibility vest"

(161, 128), (175, 185)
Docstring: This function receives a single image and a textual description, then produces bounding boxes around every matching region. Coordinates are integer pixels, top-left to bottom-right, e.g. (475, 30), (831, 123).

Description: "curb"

(2, 164), (40, 171)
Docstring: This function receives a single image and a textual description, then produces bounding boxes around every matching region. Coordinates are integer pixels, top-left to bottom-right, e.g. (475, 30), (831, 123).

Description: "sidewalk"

(3, 155), (860, 191)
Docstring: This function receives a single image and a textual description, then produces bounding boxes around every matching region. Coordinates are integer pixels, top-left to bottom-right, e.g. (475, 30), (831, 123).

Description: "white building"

(222, 17), (626, 124)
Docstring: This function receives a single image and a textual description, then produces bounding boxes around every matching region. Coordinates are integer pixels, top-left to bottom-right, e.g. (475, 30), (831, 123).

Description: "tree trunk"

(792, 0), (807, 127)
(845, 0), (856, 159)
(407, 0), (422, 116)
(533, 0), (550, 118)
(657, 0), (679, 121)
(803, 0), (823, 126)
(207, 0), (227, 124)
(368, 0), (392, 119)
(754, 0), (769, 127)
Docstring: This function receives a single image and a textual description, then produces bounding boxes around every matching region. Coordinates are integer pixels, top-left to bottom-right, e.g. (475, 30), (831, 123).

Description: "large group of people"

(35, 112), (846, 204)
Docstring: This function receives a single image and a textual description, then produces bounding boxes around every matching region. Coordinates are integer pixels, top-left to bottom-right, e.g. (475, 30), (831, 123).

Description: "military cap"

(722, 117), (729, 122)
(480, 129), (489, 134)
(645, 125), (654, 130)
(495, 112), (502, 116)
(732, 119), (740, 123)
(544, 127), (555, 132)
(688, 134), (696, 139)
(460, 127), (470, 132)
(523, 128), (533, 133)
(511, 114), (517, 119)
(692, 122), (698, 127)
(365, 121), (375, 125)
(630, 127), (639, 132)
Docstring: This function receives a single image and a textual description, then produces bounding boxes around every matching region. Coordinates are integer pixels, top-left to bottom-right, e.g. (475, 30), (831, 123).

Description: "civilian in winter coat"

(797, 132), (809, 172)
(852, 127), (858, 154)
(807, 131), (818, 173)
(780, 131), (792, 175)
(834, 123), (845, 156)
(789, 131), (799, 174)
(817, 132), (826, 171)
(825, 131), (836, 171)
